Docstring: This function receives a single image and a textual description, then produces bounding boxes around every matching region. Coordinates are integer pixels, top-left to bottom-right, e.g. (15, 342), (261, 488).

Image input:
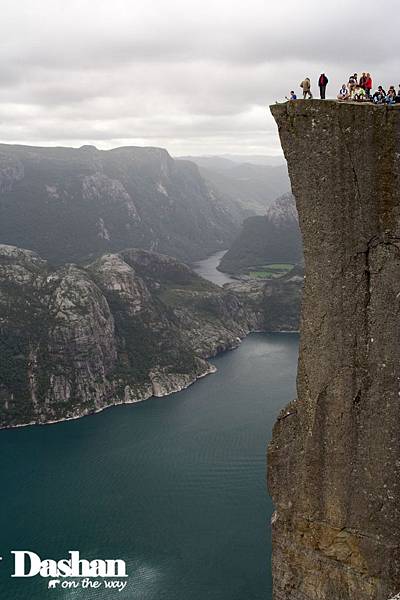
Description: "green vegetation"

(156, 276), (217, 308)
(248, 263), (294, 279)
(262, 263), (294, 270)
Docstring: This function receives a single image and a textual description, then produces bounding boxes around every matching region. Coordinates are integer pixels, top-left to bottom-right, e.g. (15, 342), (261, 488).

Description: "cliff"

(0, 144), (241, 265)
(225, 274), (302, 332)
(268, 100), (400, 599)
(0, 245), (259, 428)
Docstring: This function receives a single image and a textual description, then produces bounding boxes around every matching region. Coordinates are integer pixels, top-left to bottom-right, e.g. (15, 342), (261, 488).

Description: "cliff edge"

(268, 100), (400, 599)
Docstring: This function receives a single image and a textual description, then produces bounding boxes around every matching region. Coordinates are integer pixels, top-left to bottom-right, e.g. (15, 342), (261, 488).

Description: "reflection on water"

(0, 333), (298, 600)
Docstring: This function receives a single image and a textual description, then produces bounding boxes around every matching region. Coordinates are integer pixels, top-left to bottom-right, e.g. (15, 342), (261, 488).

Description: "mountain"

(0, 144), (241, 265)
(0, 238), (305, 428)
(225, 275), (302, 333)
(218, 193), (303, 273)
(269, 100), (400, 600)
(0, 244), (261, 428)
(177, 156), (291, 215)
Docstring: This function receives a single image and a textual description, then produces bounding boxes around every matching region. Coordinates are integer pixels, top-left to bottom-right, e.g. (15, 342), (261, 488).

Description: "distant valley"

(178, 154), (290, 217)
(0, 145), (291, 267)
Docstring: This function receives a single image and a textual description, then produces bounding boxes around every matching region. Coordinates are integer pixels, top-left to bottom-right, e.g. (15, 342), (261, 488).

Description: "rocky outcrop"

(268, 100), (400, 599)
(0, 244), (259, 428)
(0, 144), (240, 265)
(225, 276), (302, 332)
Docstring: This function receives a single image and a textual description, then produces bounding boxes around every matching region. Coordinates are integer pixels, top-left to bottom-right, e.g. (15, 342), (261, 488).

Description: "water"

(0, 252), (299, 600)
(192, 250), (236, 286)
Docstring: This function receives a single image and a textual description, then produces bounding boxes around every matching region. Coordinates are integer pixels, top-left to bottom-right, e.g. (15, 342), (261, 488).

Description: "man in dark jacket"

(318, 73), (328, 99)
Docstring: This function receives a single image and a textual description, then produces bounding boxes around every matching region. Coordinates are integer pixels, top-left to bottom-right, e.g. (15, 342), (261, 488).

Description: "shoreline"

(0, 330), (299, 432)
(0, 333), (246, 432)
(0, 359), (218, 432)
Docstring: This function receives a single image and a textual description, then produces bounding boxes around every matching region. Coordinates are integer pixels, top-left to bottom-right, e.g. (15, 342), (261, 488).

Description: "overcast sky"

(0, 0), (398, 155)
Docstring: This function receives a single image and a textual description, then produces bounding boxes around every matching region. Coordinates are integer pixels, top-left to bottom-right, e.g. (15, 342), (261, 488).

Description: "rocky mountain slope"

(0, 244), (263, 428)
(268, 100), (400, 600)
(225, 268), (302, 332)
(0, 144), (241, 265)
(218, 193), (303, 274)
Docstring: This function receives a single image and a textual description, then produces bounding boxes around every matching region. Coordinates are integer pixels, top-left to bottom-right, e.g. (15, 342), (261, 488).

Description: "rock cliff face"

(0, 144), (240, 265)
(225, 275), (302, 332)
(268, 100), (400, 599)
(0, 245), (259, 428)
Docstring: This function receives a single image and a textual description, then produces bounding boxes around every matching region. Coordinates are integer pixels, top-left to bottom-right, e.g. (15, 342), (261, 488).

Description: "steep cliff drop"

(268, 100), (400, 600)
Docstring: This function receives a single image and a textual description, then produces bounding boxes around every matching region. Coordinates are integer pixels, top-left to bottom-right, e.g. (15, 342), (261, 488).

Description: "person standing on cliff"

(365, 73), (373, 97)
(348, 74), (357, 94)
(300, 78), (313, 99)
(318, 73), (328, 99)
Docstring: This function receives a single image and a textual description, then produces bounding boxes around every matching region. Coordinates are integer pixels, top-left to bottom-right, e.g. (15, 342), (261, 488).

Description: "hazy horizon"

(0, 139), (285, 162)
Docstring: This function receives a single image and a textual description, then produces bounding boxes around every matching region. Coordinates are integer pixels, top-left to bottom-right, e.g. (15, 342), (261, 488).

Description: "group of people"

(370, 85), (400, 104)
(337, 73), (400, 104)
(286, 72), (400, 105)
(337, 72), (372, 101)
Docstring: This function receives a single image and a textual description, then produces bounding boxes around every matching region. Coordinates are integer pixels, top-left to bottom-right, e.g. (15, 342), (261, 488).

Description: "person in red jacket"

(365, 73), (373, 98)
(318, 73), (329, 99)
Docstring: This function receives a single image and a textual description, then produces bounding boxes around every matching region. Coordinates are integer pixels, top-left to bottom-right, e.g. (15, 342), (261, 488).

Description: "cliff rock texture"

(268, 100), (400, 599)
(225, 273), (302, 333)
(0, 245), (259, 428)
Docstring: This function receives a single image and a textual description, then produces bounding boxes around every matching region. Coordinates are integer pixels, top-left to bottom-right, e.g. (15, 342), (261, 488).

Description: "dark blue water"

(0, 333), (298, 600)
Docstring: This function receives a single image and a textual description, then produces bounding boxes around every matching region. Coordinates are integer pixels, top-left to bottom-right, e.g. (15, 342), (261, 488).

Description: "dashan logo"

(10, 551), (128, 592)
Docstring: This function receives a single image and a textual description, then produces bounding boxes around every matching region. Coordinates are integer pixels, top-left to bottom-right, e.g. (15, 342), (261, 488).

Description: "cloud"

(0, 0), (397, 154)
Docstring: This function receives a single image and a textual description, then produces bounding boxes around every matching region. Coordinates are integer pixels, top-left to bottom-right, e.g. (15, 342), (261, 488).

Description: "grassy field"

(248, 263), (294, 279)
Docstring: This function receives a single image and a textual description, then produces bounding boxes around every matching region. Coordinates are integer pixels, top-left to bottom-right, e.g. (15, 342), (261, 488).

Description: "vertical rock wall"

(268, 100), (400, 600)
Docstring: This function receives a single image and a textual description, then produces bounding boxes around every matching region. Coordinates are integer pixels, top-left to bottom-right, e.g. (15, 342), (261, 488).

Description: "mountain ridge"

(0, 143), (242, 265)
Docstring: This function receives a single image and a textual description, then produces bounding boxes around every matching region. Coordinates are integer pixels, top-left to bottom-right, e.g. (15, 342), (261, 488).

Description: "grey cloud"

(0, 0), (398, 154)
